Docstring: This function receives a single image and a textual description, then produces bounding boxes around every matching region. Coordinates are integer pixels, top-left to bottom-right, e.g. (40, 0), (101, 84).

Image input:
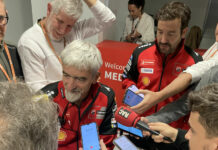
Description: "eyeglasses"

(0, 13), (9, 25)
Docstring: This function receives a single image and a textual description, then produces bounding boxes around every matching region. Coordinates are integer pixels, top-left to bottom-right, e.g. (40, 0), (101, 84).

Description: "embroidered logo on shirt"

(138, 43), (152, 49)
(141, 59), (155, 65)
(58, 130), (67, 141)
(96, 107), (106, 119)
(173, 63), (188, 75)
(176, 66), (182, 72)
(142, 77), (150, 86)
(141, 68), (154, 74)
(88, 106), (106, 119)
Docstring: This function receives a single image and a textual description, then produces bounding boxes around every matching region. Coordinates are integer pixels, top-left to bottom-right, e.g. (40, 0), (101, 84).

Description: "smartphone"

(81, 122), (100, 150)
(113, 135), (138, 150)
(123, 89), (143, 107)
(117, 123), (143, 137)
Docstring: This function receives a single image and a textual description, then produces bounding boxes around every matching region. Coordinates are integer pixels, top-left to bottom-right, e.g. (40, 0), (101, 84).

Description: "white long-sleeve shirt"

(184, 42), (218, 83)
(18, 0), (116, 92)
(122, 12), (155, 44)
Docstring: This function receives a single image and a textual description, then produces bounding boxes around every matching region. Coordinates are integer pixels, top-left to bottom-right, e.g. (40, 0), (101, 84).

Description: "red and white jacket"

(122, 41), (202, 129)
(42, 81), (117, 150)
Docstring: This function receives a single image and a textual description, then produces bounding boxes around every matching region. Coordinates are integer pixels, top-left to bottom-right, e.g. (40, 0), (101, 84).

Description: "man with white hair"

(42, 40), (117, 150)
(18, 0), (116, 92)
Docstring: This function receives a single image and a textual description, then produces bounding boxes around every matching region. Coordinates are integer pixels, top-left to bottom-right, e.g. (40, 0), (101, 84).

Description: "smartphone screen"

(113, 135), (138, 150)
(117, 123), (143, 137)
(81, 122), (100, 150)
(123, 89), (143, 107)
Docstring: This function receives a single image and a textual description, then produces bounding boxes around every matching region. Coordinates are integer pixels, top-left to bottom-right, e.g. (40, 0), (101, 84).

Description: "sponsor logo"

(118, 108), (130, 119)
(173, 63), (188, 75)
(141, 59), (155, 65)
(58, 130), (67, 141)
(141, 68), (154, 74)
(138, 43), (152, 49)
(176, 66), (182, 72)
(142, 77), (150, 86)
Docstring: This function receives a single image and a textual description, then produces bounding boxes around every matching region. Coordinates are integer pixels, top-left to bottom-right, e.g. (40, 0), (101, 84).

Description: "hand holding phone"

(81, 122), (100, 150)
(117, 123), (143, 137)
(123, 89), (143, 107)
(113, 135), (138, 150)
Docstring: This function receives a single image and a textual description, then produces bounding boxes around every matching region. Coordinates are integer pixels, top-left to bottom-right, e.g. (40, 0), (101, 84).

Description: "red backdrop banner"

(97, 40), (138, 106)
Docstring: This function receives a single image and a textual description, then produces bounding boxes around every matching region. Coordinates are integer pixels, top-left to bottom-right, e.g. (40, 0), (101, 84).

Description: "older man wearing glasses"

(0, 0), (23, 82)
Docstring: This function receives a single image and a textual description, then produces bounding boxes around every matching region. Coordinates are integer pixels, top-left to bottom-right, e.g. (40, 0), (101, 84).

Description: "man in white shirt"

(131, 23), (218, 123)
(18, 0), (116, 92)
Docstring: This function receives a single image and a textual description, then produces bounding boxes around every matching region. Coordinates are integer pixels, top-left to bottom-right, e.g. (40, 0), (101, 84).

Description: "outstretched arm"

(131, 72), (192, 114)
(75, 0), (116, 39)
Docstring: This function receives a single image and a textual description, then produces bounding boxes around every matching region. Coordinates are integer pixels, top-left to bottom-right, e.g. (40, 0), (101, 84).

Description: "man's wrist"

(171, 128), (179, 142)
(155, 91), (165, 103)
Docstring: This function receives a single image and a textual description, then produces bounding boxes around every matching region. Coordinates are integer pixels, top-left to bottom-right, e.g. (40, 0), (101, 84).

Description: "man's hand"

(99, 139), (107, 150)
(148, 122), (178, 143)
(132, 31), (141, 39)
(130, 90), (163, 114)
(141, 117), (151, 137)
(126, 34), (134, 42)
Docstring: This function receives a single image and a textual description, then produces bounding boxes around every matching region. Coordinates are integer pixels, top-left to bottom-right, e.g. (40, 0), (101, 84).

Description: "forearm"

(90, 0), (115, 26)
(157, 72), (192, 103)
(83, 0), (97, 7)
(185, 54), (218, 84)
(76, 0), (115, 39)
(146, 92), (190, 123)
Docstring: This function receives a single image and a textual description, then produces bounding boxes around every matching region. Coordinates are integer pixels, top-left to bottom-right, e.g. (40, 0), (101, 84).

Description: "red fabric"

(115, 106), (139, 126)
(97, 40), (138, 106)
(55, 82), (116, 150)
(195, 49), (207, 56)
(122, 42), (202, 129)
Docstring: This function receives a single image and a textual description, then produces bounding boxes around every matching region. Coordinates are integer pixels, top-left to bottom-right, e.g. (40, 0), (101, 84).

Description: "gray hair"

(50, 0), (83, 19)
(189, 83), (218, 138)
(0, 82), (58, 150)
(60, 40), (103, 76)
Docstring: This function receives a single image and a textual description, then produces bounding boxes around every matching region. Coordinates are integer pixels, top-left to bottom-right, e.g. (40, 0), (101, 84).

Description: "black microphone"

(115, 106), (173, 142)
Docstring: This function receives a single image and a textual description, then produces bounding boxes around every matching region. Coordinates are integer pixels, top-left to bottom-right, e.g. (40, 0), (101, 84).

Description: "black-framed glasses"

(0, 13), (9, 25)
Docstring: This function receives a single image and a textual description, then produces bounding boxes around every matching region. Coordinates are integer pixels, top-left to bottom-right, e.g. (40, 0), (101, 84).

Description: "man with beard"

(122, 1), (202, 129)
(0, 0), (23, 82)
(41, 40), (117, 150)
(18, 0), (116, 92)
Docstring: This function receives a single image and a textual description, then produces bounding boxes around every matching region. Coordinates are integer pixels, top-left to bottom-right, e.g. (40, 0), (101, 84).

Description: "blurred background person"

(121, 0), (155, 44)
(0, 0), (23, 82)
(0, 82), (58, 150)
(185, 25), (202, 50)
